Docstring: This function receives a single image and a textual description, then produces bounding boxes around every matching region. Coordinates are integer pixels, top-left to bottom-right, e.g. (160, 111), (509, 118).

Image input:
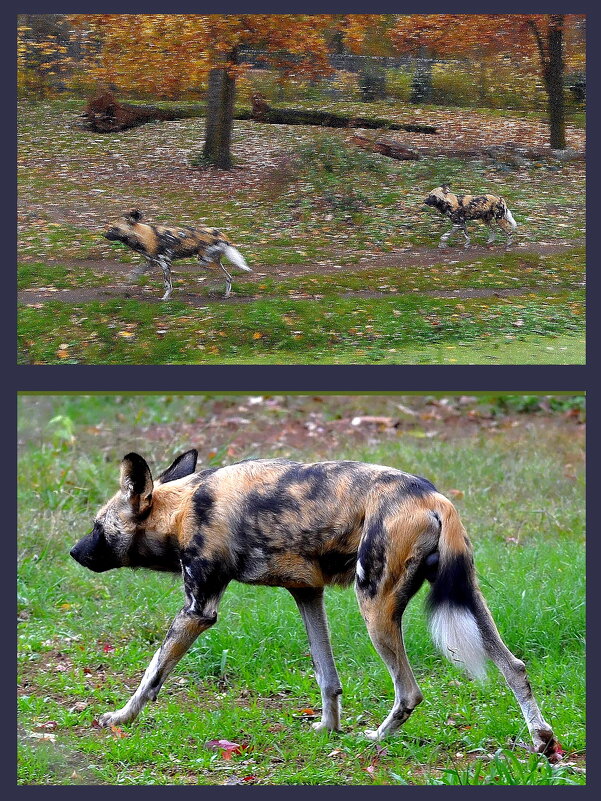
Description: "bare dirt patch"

(18, 240), (584, 307)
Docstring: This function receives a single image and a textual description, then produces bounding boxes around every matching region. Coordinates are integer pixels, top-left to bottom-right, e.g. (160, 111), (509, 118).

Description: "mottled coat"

(69, 450), (557, 755)
(424, 184), (517, 248)
(103, 209), (251, 299)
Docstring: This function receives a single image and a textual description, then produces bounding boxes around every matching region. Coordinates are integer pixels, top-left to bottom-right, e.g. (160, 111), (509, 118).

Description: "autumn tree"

(18, 14), (74, 97)
(70, 14), (354, 168)
(390, 14), (585, 149)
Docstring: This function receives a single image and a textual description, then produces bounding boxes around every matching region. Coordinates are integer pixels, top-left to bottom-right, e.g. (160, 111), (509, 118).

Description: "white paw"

(311, 720), (339, 733)
(161, 293), (172, 301)
(364, 729), (381, 741)
(98, 709), (131, 728)
(438, 243), (448, 249)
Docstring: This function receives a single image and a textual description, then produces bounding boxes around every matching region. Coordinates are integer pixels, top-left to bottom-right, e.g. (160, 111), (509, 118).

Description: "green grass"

(18, 291), (585, 364)
(18, 396), (585, 785)
(17, 248), (586, 293)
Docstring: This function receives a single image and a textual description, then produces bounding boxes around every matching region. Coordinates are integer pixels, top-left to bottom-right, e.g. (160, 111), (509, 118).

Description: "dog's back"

(160, 458), (438, 589)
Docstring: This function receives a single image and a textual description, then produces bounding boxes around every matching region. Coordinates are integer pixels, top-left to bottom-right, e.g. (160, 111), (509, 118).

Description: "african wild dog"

(424, 184), (517, 248)
(70, 450), (558, 755)
(103, 210), (251, 300)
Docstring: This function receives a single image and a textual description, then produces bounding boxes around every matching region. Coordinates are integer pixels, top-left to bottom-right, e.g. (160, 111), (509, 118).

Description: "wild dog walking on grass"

(103, 210), (251, 300)
(424, 184), (517, 248)
(70, 451), (558, 755)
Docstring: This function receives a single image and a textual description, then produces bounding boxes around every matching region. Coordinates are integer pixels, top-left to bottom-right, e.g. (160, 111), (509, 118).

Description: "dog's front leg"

(158, 254), (173, 300)
(98, 605), (216, 727)
(290, 588), (342, 732)
(439, 223), (461, 248)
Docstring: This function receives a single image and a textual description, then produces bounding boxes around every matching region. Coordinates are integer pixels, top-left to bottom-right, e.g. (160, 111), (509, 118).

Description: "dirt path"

(18, 240), (584, 306)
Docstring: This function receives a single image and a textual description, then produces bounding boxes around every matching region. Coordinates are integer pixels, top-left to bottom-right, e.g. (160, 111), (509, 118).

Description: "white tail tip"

(223, 244), (252, 272)
(430, 604), (488, 680)
(505, 209), (517, 229)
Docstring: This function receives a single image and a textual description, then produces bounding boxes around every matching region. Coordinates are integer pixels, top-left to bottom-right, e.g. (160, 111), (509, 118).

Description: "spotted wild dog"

(103, 210), (251, 300)
(70, 450), (558, 755)
(424, 184), (517, 248)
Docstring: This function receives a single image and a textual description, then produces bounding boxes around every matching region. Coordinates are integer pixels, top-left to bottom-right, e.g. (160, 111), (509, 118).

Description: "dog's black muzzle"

(70, 528), (120, 573)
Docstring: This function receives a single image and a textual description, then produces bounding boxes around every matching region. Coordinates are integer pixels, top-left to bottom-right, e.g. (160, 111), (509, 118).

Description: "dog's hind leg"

(158, 255), (173, 300)
(498, 217), (516, 248)
(290, 587), (343, 732)
(216, 258), (233, 298)
(471, 595), (558, 756)
(356, 585), (424, 740)
(98, 593), (223, 728)
(486, 224), (496, 245)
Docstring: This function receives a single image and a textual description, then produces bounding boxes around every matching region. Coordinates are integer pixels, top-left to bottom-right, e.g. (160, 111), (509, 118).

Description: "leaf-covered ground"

(17, 100), (585, 364)
(18, 394), (586, 785)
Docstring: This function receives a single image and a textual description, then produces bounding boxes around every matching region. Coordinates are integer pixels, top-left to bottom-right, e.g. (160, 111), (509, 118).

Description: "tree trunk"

(203, 66), (236, 169)
(411, 48), (433, 104)
(545, 15), (566, 150)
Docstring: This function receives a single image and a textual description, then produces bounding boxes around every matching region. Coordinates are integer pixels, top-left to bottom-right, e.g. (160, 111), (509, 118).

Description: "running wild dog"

(70, 451), (558, 755)
(103, 210), (251, 300)
(424, 184), (517, 248)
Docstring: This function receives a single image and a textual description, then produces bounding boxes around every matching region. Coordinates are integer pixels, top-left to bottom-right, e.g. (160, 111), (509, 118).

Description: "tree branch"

(527, 18), (548, 70)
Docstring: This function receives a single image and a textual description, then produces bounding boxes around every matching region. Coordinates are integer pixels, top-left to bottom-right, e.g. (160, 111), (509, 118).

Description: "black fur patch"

(193, 485), (215, 530)
(356, 514), (386, 598)
(426, 551), (477, 616)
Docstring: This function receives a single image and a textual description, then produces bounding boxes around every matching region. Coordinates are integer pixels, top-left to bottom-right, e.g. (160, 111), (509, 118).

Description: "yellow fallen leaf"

(252, 332), (263, 339)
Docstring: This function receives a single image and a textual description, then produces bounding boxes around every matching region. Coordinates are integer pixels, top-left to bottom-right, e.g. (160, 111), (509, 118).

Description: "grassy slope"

(18, 290), (584, 365)
(18, 396), (585, 785)
(17, 101), (585, 364)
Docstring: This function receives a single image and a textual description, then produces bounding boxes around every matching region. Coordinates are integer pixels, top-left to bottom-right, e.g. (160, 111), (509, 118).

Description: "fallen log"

(239, 100), (437, 134)
(81, 91), (200, 132)
(80, 90), (438, 135)
(351, 133), (420, 160)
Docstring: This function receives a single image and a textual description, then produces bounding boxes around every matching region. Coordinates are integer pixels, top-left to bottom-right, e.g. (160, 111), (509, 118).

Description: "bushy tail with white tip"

(223, 244), (252, 272)
(501, 200), (517, 230)
(426, 497), (488, 680)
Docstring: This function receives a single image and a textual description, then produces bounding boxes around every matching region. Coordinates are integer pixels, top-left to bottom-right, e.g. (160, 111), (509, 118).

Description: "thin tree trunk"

(203, 66), (236, 169)
(528, 15), (566, 150)
(546, 15), (566, 149)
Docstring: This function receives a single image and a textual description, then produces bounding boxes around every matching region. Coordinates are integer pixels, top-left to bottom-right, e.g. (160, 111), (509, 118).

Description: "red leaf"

(206, 739), (243, 759)
(35, 721), (58, 731)
(102, 643), (115, 653)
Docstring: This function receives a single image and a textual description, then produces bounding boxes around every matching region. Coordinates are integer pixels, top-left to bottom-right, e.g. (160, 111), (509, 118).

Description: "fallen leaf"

(29, 732), (56, 742)
(206, 739), (243, 760)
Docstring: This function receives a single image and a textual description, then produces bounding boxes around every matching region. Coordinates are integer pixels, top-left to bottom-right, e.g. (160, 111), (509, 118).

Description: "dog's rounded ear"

(157, 449), (198, 485)
(120, 452), (153, 513)
(126, 209), (143, 222)
(441, 184), (450, 194)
